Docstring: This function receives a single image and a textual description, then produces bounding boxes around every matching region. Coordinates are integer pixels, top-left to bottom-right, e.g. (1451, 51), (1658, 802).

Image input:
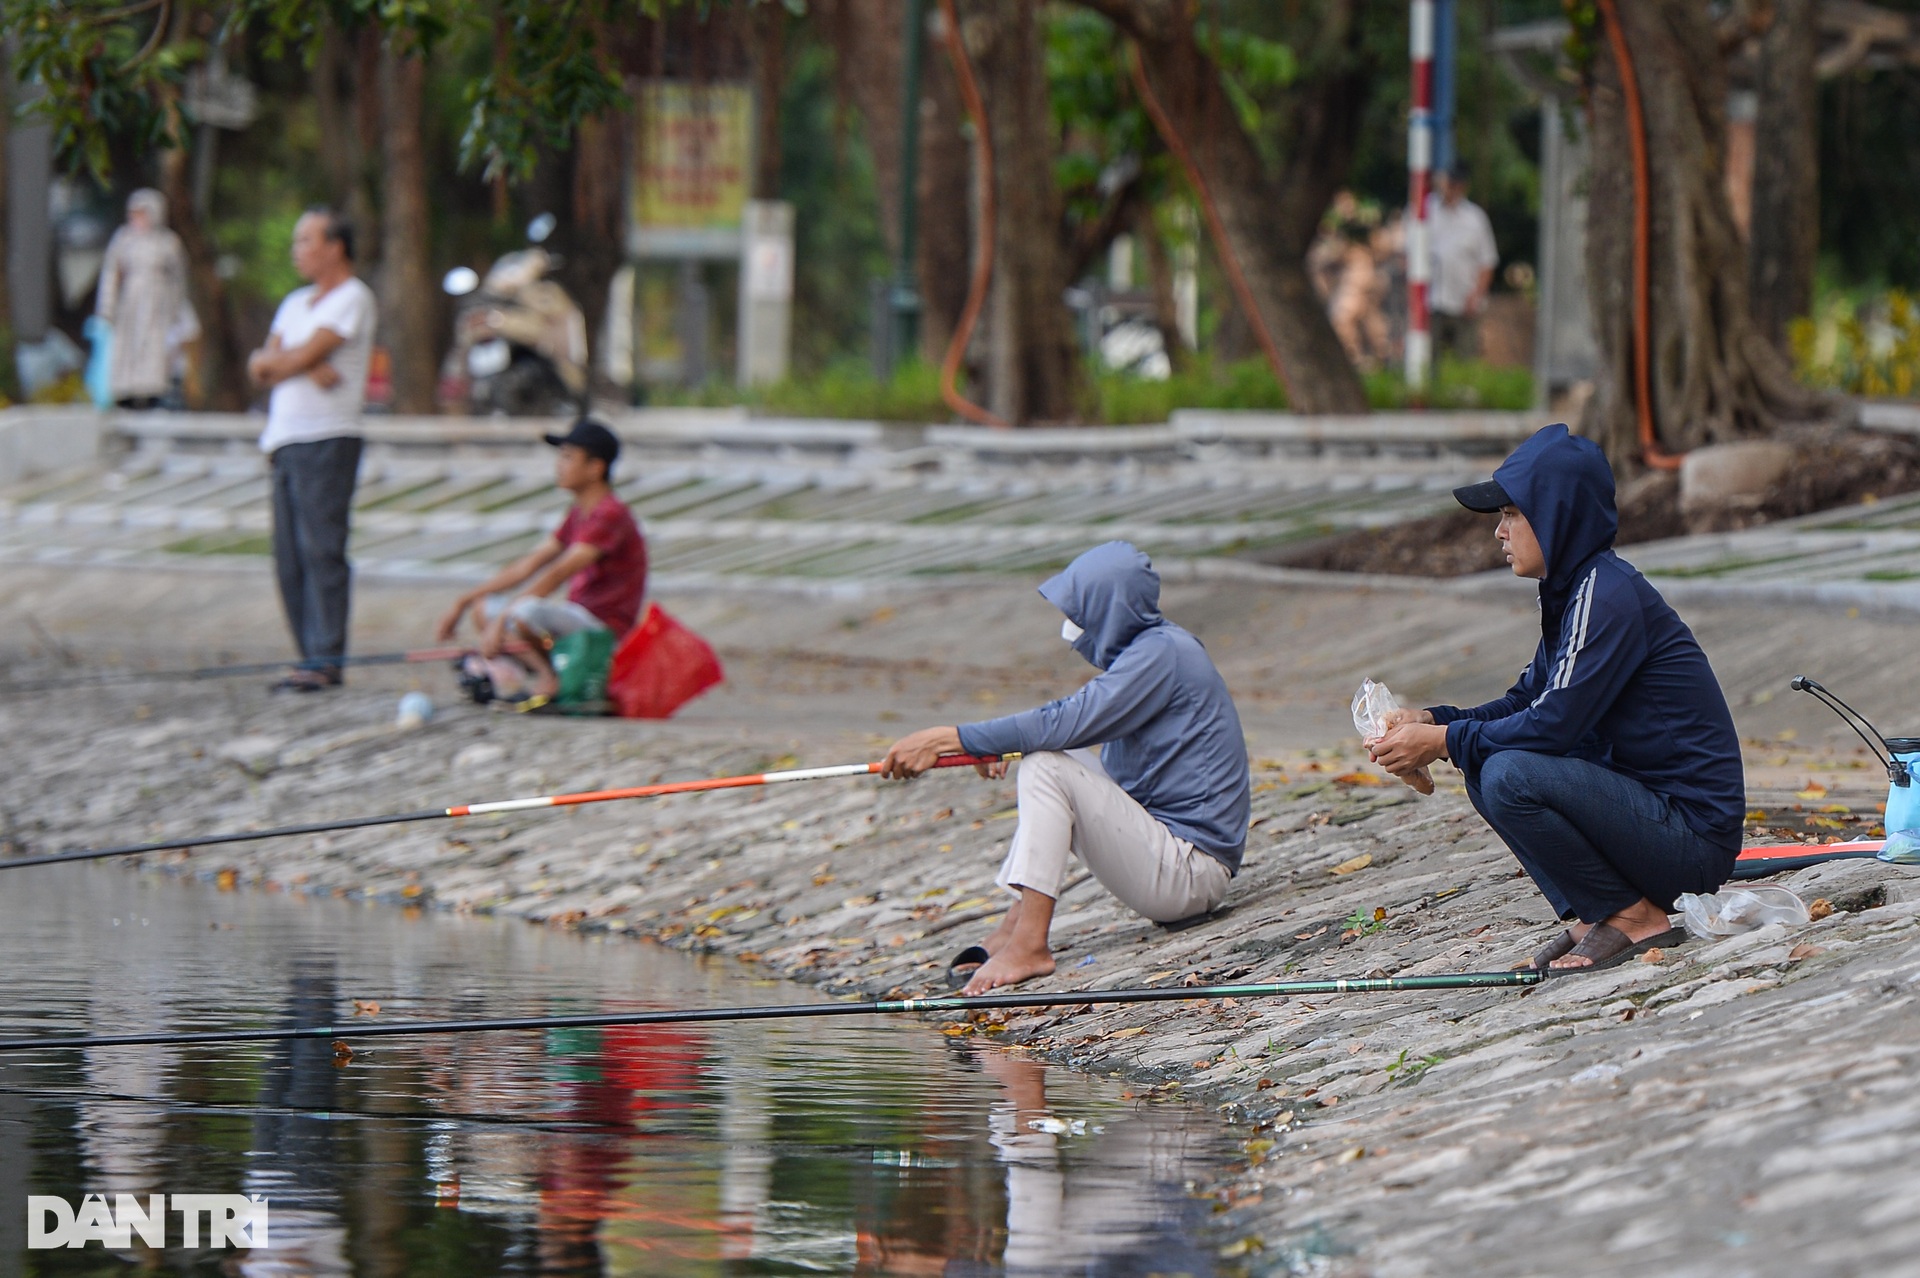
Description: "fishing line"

(0, 970), (1539, 1054)
(1, 753), (1009, 872)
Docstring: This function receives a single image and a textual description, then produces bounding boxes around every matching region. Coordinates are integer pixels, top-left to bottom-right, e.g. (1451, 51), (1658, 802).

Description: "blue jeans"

(1466, 751), (1737, 923)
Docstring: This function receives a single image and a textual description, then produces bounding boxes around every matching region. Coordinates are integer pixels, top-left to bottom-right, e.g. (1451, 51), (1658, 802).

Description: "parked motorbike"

(439, 214), (588, 416)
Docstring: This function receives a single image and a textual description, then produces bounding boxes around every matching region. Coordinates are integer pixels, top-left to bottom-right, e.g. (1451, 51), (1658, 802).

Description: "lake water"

(0, 866), (1238, 1276)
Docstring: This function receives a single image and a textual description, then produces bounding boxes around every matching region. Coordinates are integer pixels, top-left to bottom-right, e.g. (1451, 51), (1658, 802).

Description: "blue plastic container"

(1886, 738), (1920, 835)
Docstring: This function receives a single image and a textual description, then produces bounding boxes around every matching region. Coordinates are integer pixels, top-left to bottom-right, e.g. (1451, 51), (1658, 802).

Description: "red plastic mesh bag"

(607, 604), (724, 719)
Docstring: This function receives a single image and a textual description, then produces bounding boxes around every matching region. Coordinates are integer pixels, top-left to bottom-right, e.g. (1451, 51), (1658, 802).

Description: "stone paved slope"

(4, 563), (1920, 1275)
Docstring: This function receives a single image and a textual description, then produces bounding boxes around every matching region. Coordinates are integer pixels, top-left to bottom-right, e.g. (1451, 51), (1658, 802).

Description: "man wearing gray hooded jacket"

(882, 542), (1252, 995)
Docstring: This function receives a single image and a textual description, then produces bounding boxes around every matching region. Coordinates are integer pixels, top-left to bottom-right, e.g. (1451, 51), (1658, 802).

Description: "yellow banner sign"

(632, 81), (752, 233)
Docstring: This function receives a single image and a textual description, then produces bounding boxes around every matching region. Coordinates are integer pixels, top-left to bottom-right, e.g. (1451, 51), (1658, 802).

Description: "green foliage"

(1792, 288), (1920, 400)
(1, 0), (199, 180)
(1363, 358), (1536, 412)
(661, 354), (1533, 424)
(0, 0), (630, 183)
(1343, 906), (1387, 937)
(1196, 23), (1298, 141)
(1385, 1048), (1443, 1085)
(1095, 355), (1534, 424)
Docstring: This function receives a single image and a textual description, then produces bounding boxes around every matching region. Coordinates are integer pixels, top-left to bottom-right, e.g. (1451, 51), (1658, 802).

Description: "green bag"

(549, 628), (615, 705)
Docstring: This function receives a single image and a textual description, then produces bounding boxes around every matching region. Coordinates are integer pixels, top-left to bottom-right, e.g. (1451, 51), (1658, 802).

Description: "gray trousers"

(997, 750), (1231, 922)
(270, 436), (363, 668)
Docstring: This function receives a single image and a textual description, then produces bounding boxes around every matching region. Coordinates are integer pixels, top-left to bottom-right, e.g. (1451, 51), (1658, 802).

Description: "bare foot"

(961, 942), (1055, 996)
(1550, 898), (1672, 970)
(975, 898), (1023, 957)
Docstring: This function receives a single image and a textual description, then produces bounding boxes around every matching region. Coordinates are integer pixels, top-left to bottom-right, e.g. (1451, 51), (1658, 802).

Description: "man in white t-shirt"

(1426, 167), (1499, 360)
(247, 207), (377, 692)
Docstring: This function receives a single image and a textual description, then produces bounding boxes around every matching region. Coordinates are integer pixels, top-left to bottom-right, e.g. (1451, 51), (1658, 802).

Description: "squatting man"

(1366, 425), (1746, 973)
(881, 541), (1252, 995)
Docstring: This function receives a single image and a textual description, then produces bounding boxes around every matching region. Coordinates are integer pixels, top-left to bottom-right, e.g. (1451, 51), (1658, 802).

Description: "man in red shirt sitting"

(437, 418), (647, 699)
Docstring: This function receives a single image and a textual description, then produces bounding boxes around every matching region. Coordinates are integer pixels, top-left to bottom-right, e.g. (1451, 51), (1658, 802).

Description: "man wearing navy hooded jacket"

(1369, 424), (1746, 972)
(881, 541), (1252, 995)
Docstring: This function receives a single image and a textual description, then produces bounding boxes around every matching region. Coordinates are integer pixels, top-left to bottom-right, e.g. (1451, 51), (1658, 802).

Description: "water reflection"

(1, 867), (1231, 1275)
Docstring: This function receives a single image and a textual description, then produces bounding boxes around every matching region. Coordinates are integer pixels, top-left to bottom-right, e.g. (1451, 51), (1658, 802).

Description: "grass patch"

(163, 533), (274, 556)
(655, 354), (1534, 425)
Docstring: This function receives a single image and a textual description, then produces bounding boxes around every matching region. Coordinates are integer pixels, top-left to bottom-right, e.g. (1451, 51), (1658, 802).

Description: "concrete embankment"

(5, 561), (1920, 1276)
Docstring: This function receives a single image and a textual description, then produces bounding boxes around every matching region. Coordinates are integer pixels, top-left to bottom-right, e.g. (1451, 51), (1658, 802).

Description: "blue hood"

(1039, 541), (1164, 670)
(1493, 423), (1618, 634)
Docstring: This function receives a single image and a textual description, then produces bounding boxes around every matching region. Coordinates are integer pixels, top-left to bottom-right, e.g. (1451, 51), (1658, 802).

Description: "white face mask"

(1061, 618), (1084, 643)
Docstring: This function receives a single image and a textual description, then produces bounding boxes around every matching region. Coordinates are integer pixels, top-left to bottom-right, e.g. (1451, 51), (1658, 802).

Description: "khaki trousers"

(996, 750), (1231, 922)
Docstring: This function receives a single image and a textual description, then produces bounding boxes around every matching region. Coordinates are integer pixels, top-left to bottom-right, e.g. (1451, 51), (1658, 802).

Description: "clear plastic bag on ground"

(1675, 886), (1811, 939)
(1878, 829), (1920, 865)
(1352, 678), (1433, 795)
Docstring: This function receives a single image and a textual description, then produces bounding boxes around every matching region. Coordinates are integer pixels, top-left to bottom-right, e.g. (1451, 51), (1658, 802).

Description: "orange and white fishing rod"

(4, 754), (1010, 872)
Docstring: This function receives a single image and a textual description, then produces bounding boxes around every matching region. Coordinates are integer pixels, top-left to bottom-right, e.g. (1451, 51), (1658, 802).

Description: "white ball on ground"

(396, 691), (434, 728)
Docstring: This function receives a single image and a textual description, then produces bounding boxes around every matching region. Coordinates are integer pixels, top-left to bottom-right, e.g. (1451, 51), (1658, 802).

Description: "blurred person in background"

(247, 207), (377, 692)
(1426, 166), (1499, 360)
(94, 189), (195, 409)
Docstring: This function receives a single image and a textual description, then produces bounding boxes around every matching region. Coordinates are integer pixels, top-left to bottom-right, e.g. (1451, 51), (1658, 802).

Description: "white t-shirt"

(258, 276), (377, 453)
(1425, 195), (1499, 317)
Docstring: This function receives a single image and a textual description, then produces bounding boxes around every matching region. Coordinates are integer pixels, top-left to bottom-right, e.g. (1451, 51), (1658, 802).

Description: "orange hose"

(935, 0), (1006, 428)
(1126, 42), (1297, 407)
(1596, 0), (1682, 470)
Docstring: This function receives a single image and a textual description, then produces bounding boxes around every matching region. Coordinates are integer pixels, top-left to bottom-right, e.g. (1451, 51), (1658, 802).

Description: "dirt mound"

(1269, 426), (1920, 579)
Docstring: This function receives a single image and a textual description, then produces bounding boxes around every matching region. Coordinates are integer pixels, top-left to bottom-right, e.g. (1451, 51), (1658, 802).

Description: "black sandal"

(1544, 924), (1685, 977)
(1522, 928), (1577, 971)
(946, 945), (990, 990)
(269, 667), (341, 693)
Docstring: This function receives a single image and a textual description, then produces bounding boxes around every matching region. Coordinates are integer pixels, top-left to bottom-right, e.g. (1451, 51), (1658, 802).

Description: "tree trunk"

(1134, 202), (1187, 375)
(158, 147), (247, 409)
(1582, 1), (1828, 467)
(566, 109), (628, 393)
(380, 44), (436, 415)
(1090, 0), (1371, 415)
(0, 62), (14, 401)
(748, 1), (786, 199)
(1747, 0), (1819, 353)
(821, 0), (906, 259)
(917, 14), (971, 364)
(970, 0), (1082, 424)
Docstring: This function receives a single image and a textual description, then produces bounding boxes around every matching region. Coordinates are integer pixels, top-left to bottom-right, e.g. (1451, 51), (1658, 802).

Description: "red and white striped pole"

(1405, 0), (1435, 390)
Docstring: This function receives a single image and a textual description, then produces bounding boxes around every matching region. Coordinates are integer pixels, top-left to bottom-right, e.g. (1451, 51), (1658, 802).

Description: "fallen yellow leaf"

(1797, 781), (1830, 800)
(1109, 1026), (1149, 1039)
(1332, 772), (1387, 788)
(1330, 854), (1373, 876)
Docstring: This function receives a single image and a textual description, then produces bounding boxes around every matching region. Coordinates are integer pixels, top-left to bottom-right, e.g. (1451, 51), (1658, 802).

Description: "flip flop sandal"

(946, 945), (990, 990)
(1545, 924), (1686, 977)
(1519, 928), (1578, 971)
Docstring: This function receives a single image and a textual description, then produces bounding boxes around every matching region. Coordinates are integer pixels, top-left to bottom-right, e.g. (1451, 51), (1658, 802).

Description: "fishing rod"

(0, 970), (1540, 1054)
(1, 753), (1009, 872)
(0, 643), (533, 694)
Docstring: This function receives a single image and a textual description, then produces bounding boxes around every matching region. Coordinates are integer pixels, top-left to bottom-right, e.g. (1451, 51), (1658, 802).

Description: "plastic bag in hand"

(1674, 886), (1811, 939)
(1352, 678), (1433, 795)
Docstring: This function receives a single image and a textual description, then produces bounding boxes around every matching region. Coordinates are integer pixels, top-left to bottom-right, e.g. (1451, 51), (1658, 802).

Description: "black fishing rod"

(1790, 675), (1911, 786)
(0, 970), (1539, 1054)
(0, 643), (532, 694)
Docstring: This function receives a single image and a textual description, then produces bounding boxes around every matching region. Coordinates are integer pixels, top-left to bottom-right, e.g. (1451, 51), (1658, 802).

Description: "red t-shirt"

(556, 493), (647, 634)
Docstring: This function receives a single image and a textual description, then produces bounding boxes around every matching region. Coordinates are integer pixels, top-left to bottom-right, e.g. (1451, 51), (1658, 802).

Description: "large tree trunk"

(1583, 1), (1828, 467)
(0, 63), (14, 401)
(1086, 0), (1370, 415)
(380, 45), (436, 414)
(159, 149), (246, 408)
(917, 15), (971, 364)
(1747, 0), (1820, 353)
(565, 109), (628, 394)
(969, 0), (1082, 424)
